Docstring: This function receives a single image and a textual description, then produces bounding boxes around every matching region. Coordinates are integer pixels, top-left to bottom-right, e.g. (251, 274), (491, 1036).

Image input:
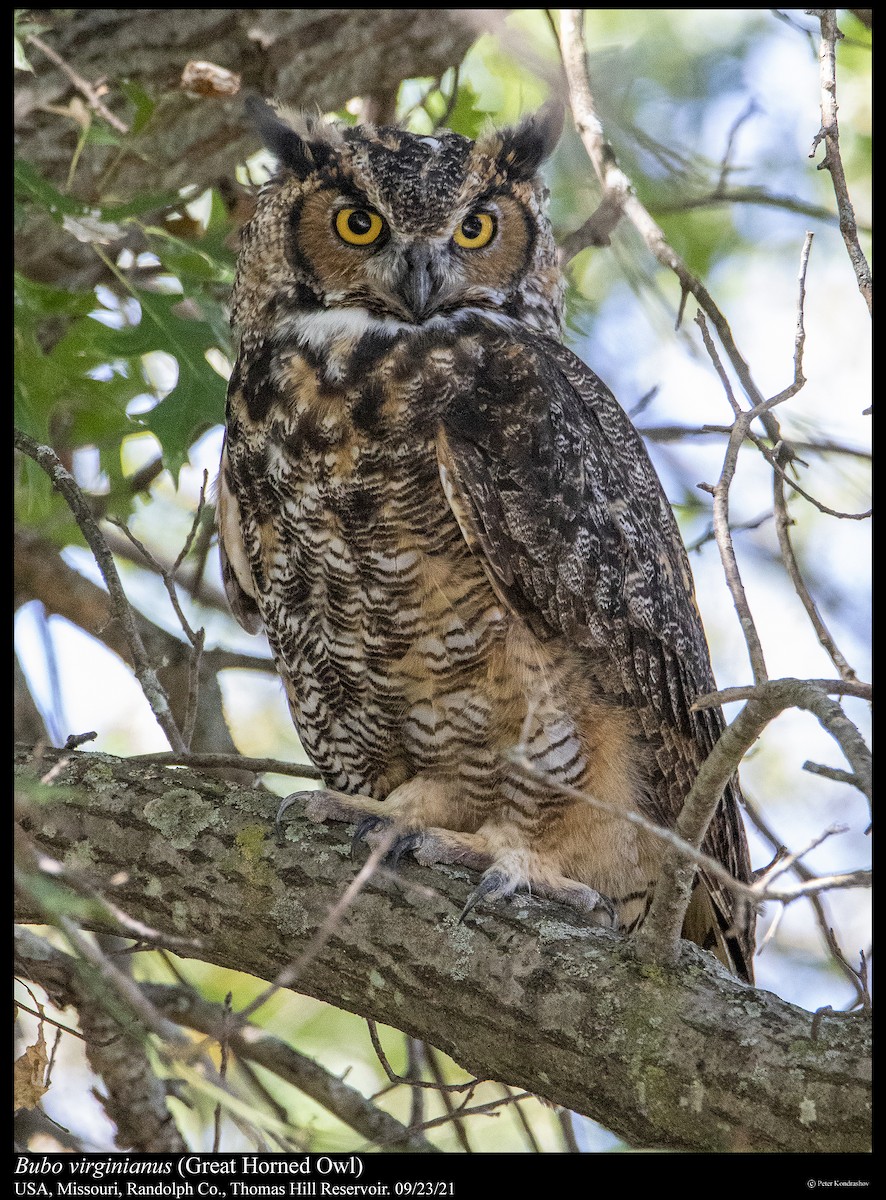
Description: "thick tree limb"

(14, 745), (871, 1153)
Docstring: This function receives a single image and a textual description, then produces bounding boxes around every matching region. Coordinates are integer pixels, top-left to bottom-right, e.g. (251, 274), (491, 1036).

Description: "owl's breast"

(225, 334), (508, 793)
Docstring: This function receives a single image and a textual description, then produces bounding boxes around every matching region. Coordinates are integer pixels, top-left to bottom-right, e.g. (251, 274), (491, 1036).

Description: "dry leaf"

(14, 1027), (49, 1111)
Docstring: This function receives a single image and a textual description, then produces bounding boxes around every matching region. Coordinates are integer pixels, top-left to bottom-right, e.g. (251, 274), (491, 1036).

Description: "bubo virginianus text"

(217, 97), (756, 982)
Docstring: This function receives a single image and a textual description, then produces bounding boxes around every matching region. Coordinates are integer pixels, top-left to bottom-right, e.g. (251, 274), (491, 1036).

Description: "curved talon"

(458, 869), (510, 925)
(275, 794), (301, 845)
(351, 815), (387, 860)
(383, 831), (423, 869)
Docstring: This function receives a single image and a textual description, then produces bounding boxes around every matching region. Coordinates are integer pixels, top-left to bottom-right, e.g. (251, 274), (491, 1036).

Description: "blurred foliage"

(14, 8), (870, 1155)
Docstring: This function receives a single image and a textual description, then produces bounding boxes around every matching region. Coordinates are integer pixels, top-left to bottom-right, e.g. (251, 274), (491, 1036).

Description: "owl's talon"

(351, 815), (387, 860)
(458, 869), (510, 924)
(383, 831), (424, 869)
(274, 793), (302, 845)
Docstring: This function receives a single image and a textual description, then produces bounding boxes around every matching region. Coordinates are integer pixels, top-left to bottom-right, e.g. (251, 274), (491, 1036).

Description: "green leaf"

(142, 225), (235, 285)
(15, 157), (182, 223)
(119, 78), (157, 136)
(14, 35), (32, 71)
(144, 367), (224, 475)
(445, 82), (493, 140)
(14, 158), (91, 220)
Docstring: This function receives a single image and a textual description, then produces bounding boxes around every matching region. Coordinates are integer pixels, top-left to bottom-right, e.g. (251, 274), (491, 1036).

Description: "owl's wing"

(216, 439), (263, 634)
(436, 329), (753, 979)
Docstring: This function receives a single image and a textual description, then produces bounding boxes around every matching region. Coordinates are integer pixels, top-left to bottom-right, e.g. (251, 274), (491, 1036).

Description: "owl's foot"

(350, 813), (494, 876)
(275, 788), (389, 844)
(351, 817), (422, 867)
(277, 788), (493, 875)
(459, 858), (617, 928)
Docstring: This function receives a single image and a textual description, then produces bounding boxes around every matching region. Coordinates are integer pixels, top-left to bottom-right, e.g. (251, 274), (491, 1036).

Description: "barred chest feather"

(223, 312), (587, 806)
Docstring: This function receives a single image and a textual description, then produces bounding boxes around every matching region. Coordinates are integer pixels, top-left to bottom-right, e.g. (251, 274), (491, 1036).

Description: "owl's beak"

(397, 243), (446, 322)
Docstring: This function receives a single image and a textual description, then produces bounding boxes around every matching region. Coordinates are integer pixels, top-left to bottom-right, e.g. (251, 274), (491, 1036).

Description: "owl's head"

(232, 98), (565, 339)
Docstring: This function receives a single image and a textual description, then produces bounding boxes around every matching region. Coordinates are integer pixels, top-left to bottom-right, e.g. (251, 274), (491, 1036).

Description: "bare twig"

(16, 840), (203, 954)
(234, 829), (400, 1026)
(693, 678), (871, 707)
(773, 453), (860, 682)
(558, 1108), (581, 1152)
(504, 1084), (543, 1152)
(754, 825), (848, 889)
(691, 233), (814, 687)
(425, 1045), (474, 1152)
(139, 984), (440, 1152)
(749, 432), (872, 519)
(410, 1090), (536, 1135)
(803, 761), (861, 787)
(126, 751), (323, 779)
(635, 675), (871, 966)
(639, 423), (871, 462)
(556, 10), (787, 453)
(25, 33), (130, 134)
(652, 185), (871, 233)
(14, 430), (187, 755)
(694, 313), (768, 683)
(810, 11), (872, 313)
(366, 1021), (484, 1096)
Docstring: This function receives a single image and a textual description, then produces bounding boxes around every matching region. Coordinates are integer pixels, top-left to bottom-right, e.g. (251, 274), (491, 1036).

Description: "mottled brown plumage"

(218, 99), (756, 980)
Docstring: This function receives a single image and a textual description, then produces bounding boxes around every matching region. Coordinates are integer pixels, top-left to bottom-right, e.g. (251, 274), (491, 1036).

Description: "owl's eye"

(334, 207), (385, 246)
(453, 211), (496, 249)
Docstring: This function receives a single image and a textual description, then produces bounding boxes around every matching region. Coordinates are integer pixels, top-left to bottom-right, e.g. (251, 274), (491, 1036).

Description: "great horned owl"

(217, 98), (756, 982)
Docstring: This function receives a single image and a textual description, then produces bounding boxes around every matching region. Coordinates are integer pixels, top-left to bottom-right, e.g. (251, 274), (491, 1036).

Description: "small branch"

(803, 760), (861, 787)
(109, 475), (211, 750)
(140, 984), (439, 1153)
(715, 98), (760, 192)
(754, 825), (848, 888)
(772, 447), (860, 681)
(18, 840), (203, 954)
(126, 751), (323, 779)
(693, 678), (872, 706)
(749, 432), (872, 519)
(366, 1021), (483, 1095)
(651, 185), (871, 233)
(14, 431), (187, 755)
(425, 1045), (474, 1152)
(507, 751), (749, 899)
(810, 11), (872, 313)
(636, 676), (871, 965)
(762, 870), (870, 902)
(694, 313), (768, 683)
(25, 33), (130, 134)
(234, 829), (401, 1027)
(692, 232), (815, 686)
(557, 10), (787, 452)
(639, 423), (871, 462)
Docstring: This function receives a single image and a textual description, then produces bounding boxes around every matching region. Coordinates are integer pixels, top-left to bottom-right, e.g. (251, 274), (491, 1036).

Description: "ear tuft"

(244, 95), (331, 178)
(494, 100), (564, 181)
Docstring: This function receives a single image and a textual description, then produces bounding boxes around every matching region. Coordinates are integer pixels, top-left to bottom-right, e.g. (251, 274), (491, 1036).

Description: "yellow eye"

(334, 207), (385, 246)
(453, 211), (496, 249)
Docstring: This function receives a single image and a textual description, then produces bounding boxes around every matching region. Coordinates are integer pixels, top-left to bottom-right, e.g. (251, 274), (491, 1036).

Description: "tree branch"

(14, 745), (871, 1153)
(14, 431), (186, 755)
(557, 10), (788, 452)
(810, 10), (872, 313)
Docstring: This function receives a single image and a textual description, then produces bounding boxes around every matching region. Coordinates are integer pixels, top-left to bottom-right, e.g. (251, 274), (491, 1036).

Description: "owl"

(217, 97), (756, 982)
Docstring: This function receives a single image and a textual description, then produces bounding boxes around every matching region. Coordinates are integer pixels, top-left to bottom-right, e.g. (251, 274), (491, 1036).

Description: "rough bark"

(15, 8), (475, 287)
(15, 744), (871, 1153)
